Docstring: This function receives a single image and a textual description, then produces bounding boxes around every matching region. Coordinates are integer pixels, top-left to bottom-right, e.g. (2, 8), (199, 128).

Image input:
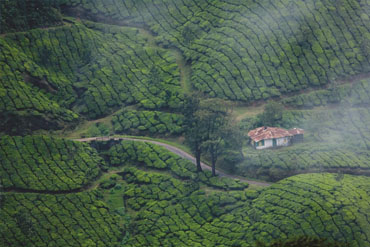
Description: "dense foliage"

(0, 191), (124, 247)
(1, 137), (370, 246)
(247, 174), (370, 246)
(0, 19), (182, 133)
(104, 165), (370, 246)
(1, 1), (370, 246)
(0, 0), (63, 33)
(112, 110), (184, 136)
(0, 135), (102, 191)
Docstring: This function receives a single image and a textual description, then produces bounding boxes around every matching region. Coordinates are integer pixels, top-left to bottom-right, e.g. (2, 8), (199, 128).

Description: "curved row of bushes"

(62, 0), (370, 101)
(0, 135), (102, 191)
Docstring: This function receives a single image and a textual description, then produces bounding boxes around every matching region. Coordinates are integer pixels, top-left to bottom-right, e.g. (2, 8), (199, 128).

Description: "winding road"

(74, 136), (271, 187)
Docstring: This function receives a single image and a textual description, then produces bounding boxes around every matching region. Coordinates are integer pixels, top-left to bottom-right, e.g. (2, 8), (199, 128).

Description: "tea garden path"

(74, 136), (272, 187)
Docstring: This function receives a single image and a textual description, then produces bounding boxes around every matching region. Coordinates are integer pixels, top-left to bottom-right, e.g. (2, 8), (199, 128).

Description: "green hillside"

(1, 0), (370, 246)
(0, 19), (182, 133)
(1, 192), (124, 247)
(61, 0), (370, 101)
(2, 137), (369, 246)
(0, 135), (102, 191)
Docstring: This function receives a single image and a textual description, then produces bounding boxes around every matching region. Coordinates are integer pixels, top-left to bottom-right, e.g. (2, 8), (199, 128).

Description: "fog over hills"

(1, 1), (370, 246)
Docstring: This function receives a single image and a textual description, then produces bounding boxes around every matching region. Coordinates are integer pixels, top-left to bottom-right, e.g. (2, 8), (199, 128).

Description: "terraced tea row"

(0, 135), (102, 191)
(0, 192), (124, 247)
(110, 166), (370, 246)
(106, 140), (248, 190)
(282, 77), (370, 108)
(1, 136), (369, 246)
(246, 173), (370, 246)
(62, 0), (370, 101)
(0, 20), (183, 133)
(112, 110), (184, 136)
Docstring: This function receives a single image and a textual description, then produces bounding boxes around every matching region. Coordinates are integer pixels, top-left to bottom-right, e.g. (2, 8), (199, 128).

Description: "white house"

(248, 127), (304, 150)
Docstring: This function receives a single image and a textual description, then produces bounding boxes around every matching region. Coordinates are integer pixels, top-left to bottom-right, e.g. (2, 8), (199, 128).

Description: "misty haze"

(0, 0), (369, 246)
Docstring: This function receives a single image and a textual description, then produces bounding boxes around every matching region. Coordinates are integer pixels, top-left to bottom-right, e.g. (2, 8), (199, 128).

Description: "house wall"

(256, 139), (273, 150)
(292, 134), (304, 143)
(276, 137), (290, 147)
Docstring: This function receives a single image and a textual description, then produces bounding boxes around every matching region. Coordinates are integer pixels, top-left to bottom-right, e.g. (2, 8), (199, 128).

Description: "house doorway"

(273, 139), (277, 147)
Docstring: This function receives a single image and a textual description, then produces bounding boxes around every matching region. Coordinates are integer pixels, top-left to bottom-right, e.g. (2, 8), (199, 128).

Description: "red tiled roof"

(248, 127), (299, 142)
(288, 128), (305, 135)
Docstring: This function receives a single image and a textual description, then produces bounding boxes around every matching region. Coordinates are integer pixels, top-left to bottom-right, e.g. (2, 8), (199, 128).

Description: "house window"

(260, 140), (265, 146)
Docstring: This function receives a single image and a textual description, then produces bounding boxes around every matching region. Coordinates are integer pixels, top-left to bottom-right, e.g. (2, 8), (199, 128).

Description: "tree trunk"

(211, 156), (217, 177)
(195, 150), (202, 172)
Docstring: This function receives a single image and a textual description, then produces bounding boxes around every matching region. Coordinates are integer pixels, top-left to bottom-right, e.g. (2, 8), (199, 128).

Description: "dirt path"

(74, 136), (271, 187)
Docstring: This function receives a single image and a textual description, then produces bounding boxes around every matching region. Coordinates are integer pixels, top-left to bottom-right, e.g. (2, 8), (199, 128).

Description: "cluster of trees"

(0, 135), (102, 191)
(182, 93), (243, 176)
(1, 192), (124, 247)
(107, 141), (247, 190)
(112, 110), (184, 136)
(61, 0), (370, 102)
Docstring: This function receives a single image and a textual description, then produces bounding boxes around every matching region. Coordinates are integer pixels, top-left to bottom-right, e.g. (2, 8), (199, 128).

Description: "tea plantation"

(0, 19), (183, 133)
(1, 0), (370, 246)
(0, 192), (124, 247)
(112, 110), (184, 136)
(61, 0), (370, 101)
(0, 135), (102, 191)
(237, 105), (370, 180)
(1, 136), (370, 246)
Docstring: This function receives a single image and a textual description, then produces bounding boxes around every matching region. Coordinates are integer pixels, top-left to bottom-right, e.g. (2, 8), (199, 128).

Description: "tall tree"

(258, 100), (284, 127)
(182, 92), (204, 172)
(183, 95), (240, 175)
(198, 98), (231, 176)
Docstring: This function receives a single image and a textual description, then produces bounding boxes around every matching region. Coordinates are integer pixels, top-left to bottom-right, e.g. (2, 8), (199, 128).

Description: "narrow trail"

(74, 136), (272, 187)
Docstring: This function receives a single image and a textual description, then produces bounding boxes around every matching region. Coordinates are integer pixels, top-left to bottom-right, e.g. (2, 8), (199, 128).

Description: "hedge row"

(112, 110), (184, 136)
(0, 135), (102, 191)
(0, 191), (124, 247)
(62, 0), (370, 101)
(107, 140), (248, 190)
(237, 143), (370, 181)
(247, 173), (370, 246)
(282, 78), (370, 108)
